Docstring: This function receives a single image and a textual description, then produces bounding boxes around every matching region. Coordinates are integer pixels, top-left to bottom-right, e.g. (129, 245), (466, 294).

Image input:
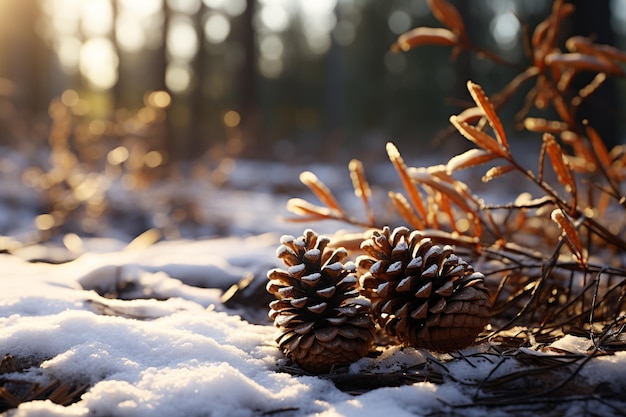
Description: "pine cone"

(357, 226), (490, 352)
(267, 229), (375, 373)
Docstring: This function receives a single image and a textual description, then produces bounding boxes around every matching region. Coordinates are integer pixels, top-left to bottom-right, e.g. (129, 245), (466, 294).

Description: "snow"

(2, 158), (626, 416)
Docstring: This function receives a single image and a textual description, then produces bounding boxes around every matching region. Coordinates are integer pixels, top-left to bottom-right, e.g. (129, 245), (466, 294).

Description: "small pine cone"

(267, 229), (375, 373)
(357, 226), (491, 352)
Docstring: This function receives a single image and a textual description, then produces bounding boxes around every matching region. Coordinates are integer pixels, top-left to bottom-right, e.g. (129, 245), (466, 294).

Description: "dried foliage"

(0, 354), (87, 413)
(286, 0), (626, 356)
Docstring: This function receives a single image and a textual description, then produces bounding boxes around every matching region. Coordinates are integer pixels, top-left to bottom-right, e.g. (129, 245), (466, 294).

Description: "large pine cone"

(267, 229), (375, 373)
(357, 226), (490, 352)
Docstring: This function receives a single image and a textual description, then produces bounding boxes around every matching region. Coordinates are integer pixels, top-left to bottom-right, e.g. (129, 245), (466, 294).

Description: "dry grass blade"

(391, 27), (457, 52)
(467, 81), (508, 150)
(386, 142), (428, 223)
(447, 148), (500, 173)
(388, 191), (425, 229)
(299, 171), (343, 213)
(349, 159), (376, 226)
(551, 209), (585, 266)
(449, 116), (507, 157)
(543, 133), (575, 193)
(482, 165), (516, 183)
(426, 0), (465, 36)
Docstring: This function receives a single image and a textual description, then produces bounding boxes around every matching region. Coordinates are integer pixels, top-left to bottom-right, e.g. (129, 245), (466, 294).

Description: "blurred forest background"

(0, 0), (625, 164)
(0, 0), (625, 248)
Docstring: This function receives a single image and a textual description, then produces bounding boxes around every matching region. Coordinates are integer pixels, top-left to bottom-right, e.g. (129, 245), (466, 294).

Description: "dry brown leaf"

(426, 0), (465, 36)
(566, 35), (626, 63)
(349, 159), (375, 226)
(545, 52), (624, 76)
(388, 191), (425, 229)
(446, 148), (500, 173)
(299, 171), (343, 213)
(466, 81), (508, 150)
(543, 133), (575, 192)
(551, 208), (585, 265)
(523, 118), (568, 134)
(574, 73), (606, 106)
(392, 27), (458, 52)
(286, 198), (335, 219)
(482, 165), (516, 183)
(560, 131), (597, 169)
(386, 142), (428, 221)
(449, 116), (507, 157)
(454, 106), (485, 124)
(408, 168), (478, 219)
(585, 125), (613, 169)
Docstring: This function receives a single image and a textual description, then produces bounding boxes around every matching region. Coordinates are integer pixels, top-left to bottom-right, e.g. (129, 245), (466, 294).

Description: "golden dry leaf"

(434, 191), (457, 232)
(386, 142), (428, 221)
(408, 168), (477, 219)
(523, 118), (568, 134)
(349, 159), (375, 226)
(449, 116), (507, 157)
(560, 131), (597, 169)
(585, 125), (612, 168)
(574, 73), (606, 106)
(388, 191), (425, 229)
(427, 0), (465, 35)
(299, 171), (343, 213)
(543, 133), (575, 192)
(482, 165), (516, 183)
(551, 208), (585, 265)
(466, 81), (508, 150)
(126, 228), (161, 251)
(447, 148), (500, 173)
(566, 36), (626, 62)
(392, 27), (458, 52)
(545, 52), (624, 76)
(454, 106), (484, 124)
(286, 198), (334, 219)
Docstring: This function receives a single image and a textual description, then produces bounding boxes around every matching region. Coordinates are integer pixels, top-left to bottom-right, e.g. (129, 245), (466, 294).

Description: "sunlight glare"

(116, 11), (147, 52)
(259, 4), (290, 32)
(79, 37), (119, 90)
(166, 63), (192, 92)
(259, 35), (284, 60)
(167, 16), (199, 61)
(167, 0), (202, 14)
(57, 36), (82, 72)
(223, 0), (246, 17)
(490, 11), (520, 50)
(204, 13), (231, 44)
(80, 0), (113, 37)
(388, 10), (412, 35)
(119, 0), (163, 15)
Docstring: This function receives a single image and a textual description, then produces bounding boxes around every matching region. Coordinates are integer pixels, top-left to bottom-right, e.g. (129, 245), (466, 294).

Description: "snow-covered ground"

(2, 155), (626, 416)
